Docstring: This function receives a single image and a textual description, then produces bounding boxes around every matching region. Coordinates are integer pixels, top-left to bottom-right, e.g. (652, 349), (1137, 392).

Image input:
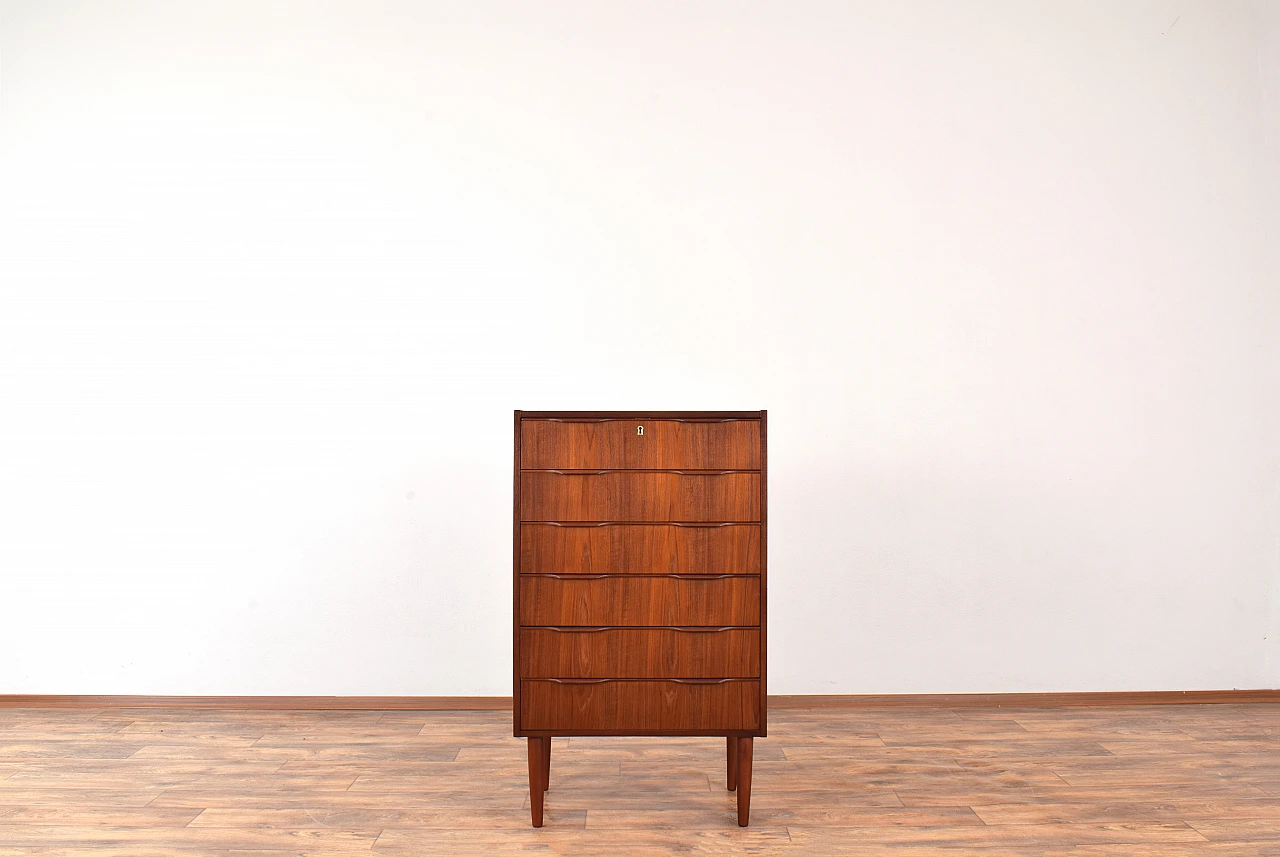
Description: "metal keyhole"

(637, 425), (644, 436)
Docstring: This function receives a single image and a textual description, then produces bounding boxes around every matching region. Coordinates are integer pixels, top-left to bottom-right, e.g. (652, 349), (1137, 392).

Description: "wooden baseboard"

(0, 696), (513, 710)
(767, 690), (1280, 708)
(2, 690), (1276, 710)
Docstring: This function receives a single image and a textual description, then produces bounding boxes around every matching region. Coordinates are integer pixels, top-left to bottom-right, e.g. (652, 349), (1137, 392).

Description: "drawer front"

(520, 628), (760, 679)
(519, 575), (760, 626)
(521, 679), (761, 732)
(521, 419), (760, 470)
(520, 472), (760, 522)
(520, 523), (760, 575)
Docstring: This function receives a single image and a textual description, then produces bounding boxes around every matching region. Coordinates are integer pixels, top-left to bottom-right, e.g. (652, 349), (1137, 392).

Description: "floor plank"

(0, 703), (1276, 854)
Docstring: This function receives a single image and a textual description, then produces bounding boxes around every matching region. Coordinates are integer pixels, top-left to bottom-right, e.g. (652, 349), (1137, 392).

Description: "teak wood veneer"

(514, 410), (767, 827)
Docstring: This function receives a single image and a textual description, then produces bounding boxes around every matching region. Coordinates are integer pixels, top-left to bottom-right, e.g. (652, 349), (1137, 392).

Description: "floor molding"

(2, 690), (1277, 710)
(767, 690), (1280, 708)
(0, 696), (513, 710)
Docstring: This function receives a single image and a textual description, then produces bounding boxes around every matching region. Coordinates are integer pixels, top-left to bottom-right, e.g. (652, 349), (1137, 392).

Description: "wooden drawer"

(521, 419), (760, 470)
(520, 523), (760, 575)
(521, 679), (761, 732)
(520, 472), (760, 522)
(519, 575), (760, 626)
(519, 416), (757, 470)
(520, 628), (760, 678)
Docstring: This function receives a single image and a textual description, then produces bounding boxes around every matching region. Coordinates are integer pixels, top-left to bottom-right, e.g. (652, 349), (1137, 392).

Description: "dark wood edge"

(5, 690), (1278, 711)
(513, 409), (522, 735)
(519, 412), (764, 420)
(0, 696), (514, 710)
(768, 691), (1280, 708)
(759, 409), (767, 737)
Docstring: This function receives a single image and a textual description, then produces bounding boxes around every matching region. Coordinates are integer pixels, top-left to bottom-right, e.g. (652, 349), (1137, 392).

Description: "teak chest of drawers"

(514, 410), (767, 827)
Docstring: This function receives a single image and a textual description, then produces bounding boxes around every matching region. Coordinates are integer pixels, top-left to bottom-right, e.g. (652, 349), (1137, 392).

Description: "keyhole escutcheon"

(637, 425), (644, 436)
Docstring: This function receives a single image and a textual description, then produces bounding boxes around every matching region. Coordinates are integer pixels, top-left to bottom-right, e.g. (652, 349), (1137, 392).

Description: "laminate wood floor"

(1, 704), (1278, 855)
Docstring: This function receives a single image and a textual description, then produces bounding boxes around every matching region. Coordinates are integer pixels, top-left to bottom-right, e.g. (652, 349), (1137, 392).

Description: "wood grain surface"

(518, 575), (760, 626)
(1, 703), (1278, 854)
(521, 419), (761, 470)
(520, 472), (761, 522)
(520, 680), (762, 732)
(520, 628), (760, 678)
(519, 523), (761, 575)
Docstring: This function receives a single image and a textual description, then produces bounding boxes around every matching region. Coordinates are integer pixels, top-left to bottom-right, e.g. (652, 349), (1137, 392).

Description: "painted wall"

(2, 1), (1277, 695)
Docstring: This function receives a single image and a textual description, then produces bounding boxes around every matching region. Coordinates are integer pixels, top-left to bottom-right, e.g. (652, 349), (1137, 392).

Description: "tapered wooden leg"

(527, 737), (545, 827)
(736, 737), (753, 827)
(726, 737), (739, 790)
(542, 737), (552, 791)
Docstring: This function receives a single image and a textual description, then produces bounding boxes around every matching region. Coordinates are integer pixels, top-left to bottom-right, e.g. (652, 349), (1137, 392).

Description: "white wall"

(2, 1), (1277, 695)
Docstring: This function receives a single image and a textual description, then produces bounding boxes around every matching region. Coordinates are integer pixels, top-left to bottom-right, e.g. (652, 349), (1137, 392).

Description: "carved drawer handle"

(666, 627), (744, 633)
(668, 679), (744, 684)
(543, 679), (612, 684)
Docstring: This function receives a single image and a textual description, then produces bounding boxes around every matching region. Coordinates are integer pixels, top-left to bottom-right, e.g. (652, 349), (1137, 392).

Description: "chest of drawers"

(514, 410), (767, 827)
